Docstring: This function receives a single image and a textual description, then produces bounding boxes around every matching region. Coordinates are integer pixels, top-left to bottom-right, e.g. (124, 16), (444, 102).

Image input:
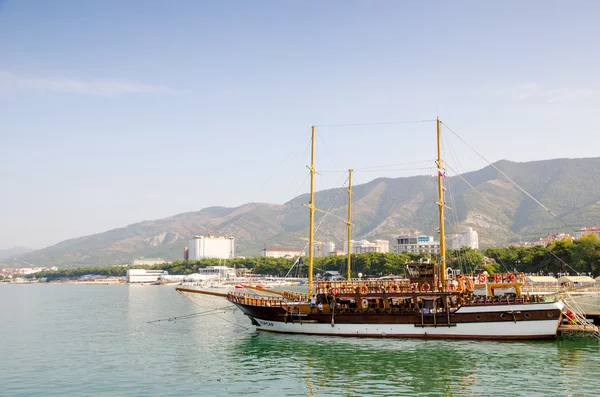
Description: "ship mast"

(304, 125), (318, 297)
(436, 117), (447, 287)
(346, 169), (353, 280)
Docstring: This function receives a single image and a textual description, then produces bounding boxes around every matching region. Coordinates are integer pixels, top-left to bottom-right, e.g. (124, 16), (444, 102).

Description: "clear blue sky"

(1, 0), (599, 250)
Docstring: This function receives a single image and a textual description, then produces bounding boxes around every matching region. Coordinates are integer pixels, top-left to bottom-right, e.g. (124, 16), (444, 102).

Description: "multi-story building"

(394, 235), (440, 255)
(188, 236), (235, 260)
(261, 247), (304, 259)
(345, 239), (389, 254)
(574, 226), (600, 240)
(450, 227), (479, 250)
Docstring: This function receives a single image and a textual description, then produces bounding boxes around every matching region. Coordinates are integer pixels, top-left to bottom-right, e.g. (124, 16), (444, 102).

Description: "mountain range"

(5, 157), (600, 268)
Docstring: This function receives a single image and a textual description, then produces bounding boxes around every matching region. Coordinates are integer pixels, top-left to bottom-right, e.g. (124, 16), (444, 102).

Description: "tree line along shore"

(14, 235), (600, 282)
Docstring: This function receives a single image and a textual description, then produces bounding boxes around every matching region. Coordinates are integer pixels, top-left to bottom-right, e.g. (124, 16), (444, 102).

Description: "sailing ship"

(178, 119), (565, 340)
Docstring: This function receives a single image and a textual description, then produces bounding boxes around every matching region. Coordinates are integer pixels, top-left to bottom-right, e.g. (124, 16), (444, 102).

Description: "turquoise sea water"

(1, 284), (600, 397)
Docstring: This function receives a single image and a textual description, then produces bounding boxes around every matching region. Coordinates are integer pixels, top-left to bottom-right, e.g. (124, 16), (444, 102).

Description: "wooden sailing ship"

(179, 119), (565, 340)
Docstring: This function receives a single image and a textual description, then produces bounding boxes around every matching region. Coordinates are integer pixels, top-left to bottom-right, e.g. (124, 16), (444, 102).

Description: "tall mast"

(436, 117), (447, 287)
(346, 169), (353, 280)
(304, 125), (317, 296)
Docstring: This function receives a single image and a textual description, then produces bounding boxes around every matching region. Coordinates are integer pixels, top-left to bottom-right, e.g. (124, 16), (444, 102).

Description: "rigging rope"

(440, 121), (558, 218)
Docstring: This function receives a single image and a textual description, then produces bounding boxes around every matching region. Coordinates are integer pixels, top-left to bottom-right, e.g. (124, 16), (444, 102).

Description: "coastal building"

(132, 257), (167, 266)
(394, 235), (440, 255)
(574, 226), (600, 239)
(127, 269), (168, 283)
(509, 232), (573, 248)
(330, 249), (345, 256)
(449, 227), (479, 250)
(324, 242), (336, 255)
(188, 236), (235, 260)
(184, 266), (236, 281)
(345, 239), (390, 254)
(261, 247), (304, 259)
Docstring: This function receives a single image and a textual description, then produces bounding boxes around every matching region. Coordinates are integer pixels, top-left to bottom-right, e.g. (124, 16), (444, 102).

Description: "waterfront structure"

(393, 235), (440, 255)
(574, 226), (600, 239)
(184, 266), (236, 281)
(132, 257), (167, 266)
(188, 236), (235, 260)
(345, 239), (389, 254)
(261, 247), (304, 259)
(449, 227), (479, 250)
(127, 269), (168, 283)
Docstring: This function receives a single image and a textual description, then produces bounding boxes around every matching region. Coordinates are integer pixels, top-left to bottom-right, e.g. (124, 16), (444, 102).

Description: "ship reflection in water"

(229, 330), (599, 396)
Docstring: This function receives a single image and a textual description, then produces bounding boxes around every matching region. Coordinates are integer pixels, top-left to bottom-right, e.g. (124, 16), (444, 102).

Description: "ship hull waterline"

(232, 301), (564, 340)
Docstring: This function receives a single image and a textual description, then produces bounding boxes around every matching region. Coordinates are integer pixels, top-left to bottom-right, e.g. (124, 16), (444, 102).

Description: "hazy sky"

(1, 1), (599, 250)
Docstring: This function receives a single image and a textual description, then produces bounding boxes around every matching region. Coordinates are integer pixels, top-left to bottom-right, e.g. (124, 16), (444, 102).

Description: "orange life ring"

(390, 284), (399, 293)
(409, 283), (417, 293)
(359, 285), (368, 295)
(346, 284), (354, 293)
(421, 282), (431, 292)
(447, 282), (457, 293)
(477, 274), (486, 283)
(330, 287), (340, 295)
(494, 273), (502, 283)
(506, 273), (516, 283)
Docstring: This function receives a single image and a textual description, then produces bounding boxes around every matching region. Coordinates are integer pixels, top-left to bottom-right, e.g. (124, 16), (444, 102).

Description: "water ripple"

(1, 284), (599, 396)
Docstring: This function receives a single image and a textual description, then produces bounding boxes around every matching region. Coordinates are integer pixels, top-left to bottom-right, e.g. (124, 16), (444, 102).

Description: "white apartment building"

(261, 247), (304, 259)
(188, 236), (235, 260)
(450, 227), (479, 250)
(394, 235), (440, 255)
(574, 226), (600, 240)
(345, 239), (390, 254)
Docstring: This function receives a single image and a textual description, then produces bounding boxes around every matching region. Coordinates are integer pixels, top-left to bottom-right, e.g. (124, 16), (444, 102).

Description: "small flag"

(442, 186), (446, 192)
(438, 170), (447, 178)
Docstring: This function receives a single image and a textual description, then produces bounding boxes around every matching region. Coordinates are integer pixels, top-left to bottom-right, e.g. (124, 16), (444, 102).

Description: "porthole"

(476, 315), (481, 320)
(500, 313), (506, 319)
(547, 312), (553, 318)
(524, 313), (530, 318)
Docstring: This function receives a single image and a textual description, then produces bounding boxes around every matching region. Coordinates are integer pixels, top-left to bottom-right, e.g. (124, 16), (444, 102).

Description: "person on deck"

(317, 302), (324, 313)
(310, 295), (317, 312)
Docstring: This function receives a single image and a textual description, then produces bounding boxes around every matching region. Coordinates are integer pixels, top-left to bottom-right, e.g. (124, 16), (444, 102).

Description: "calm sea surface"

(1, 284), (600, 397)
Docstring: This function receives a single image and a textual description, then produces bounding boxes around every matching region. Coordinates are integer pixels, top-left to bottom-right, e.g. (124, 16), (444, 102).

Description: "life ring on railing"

(359, 285), (369, 295)
(447, 282), (457, 293)
(330, 287), (340, 295)
(506, 273), (516, 283)
(346, 284), (354, 293)
(390, 284), (399, 293)
(421, 282), (431, 292)
(494, 273), (502, 283)
(477, 274), (486, 283)
(409, 283), (417, 293)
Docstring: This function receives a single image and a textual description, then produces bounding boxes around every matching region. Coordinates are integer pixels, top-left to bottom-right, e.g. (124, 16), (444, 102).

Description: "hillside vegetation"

(6, 157), (600, 267)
